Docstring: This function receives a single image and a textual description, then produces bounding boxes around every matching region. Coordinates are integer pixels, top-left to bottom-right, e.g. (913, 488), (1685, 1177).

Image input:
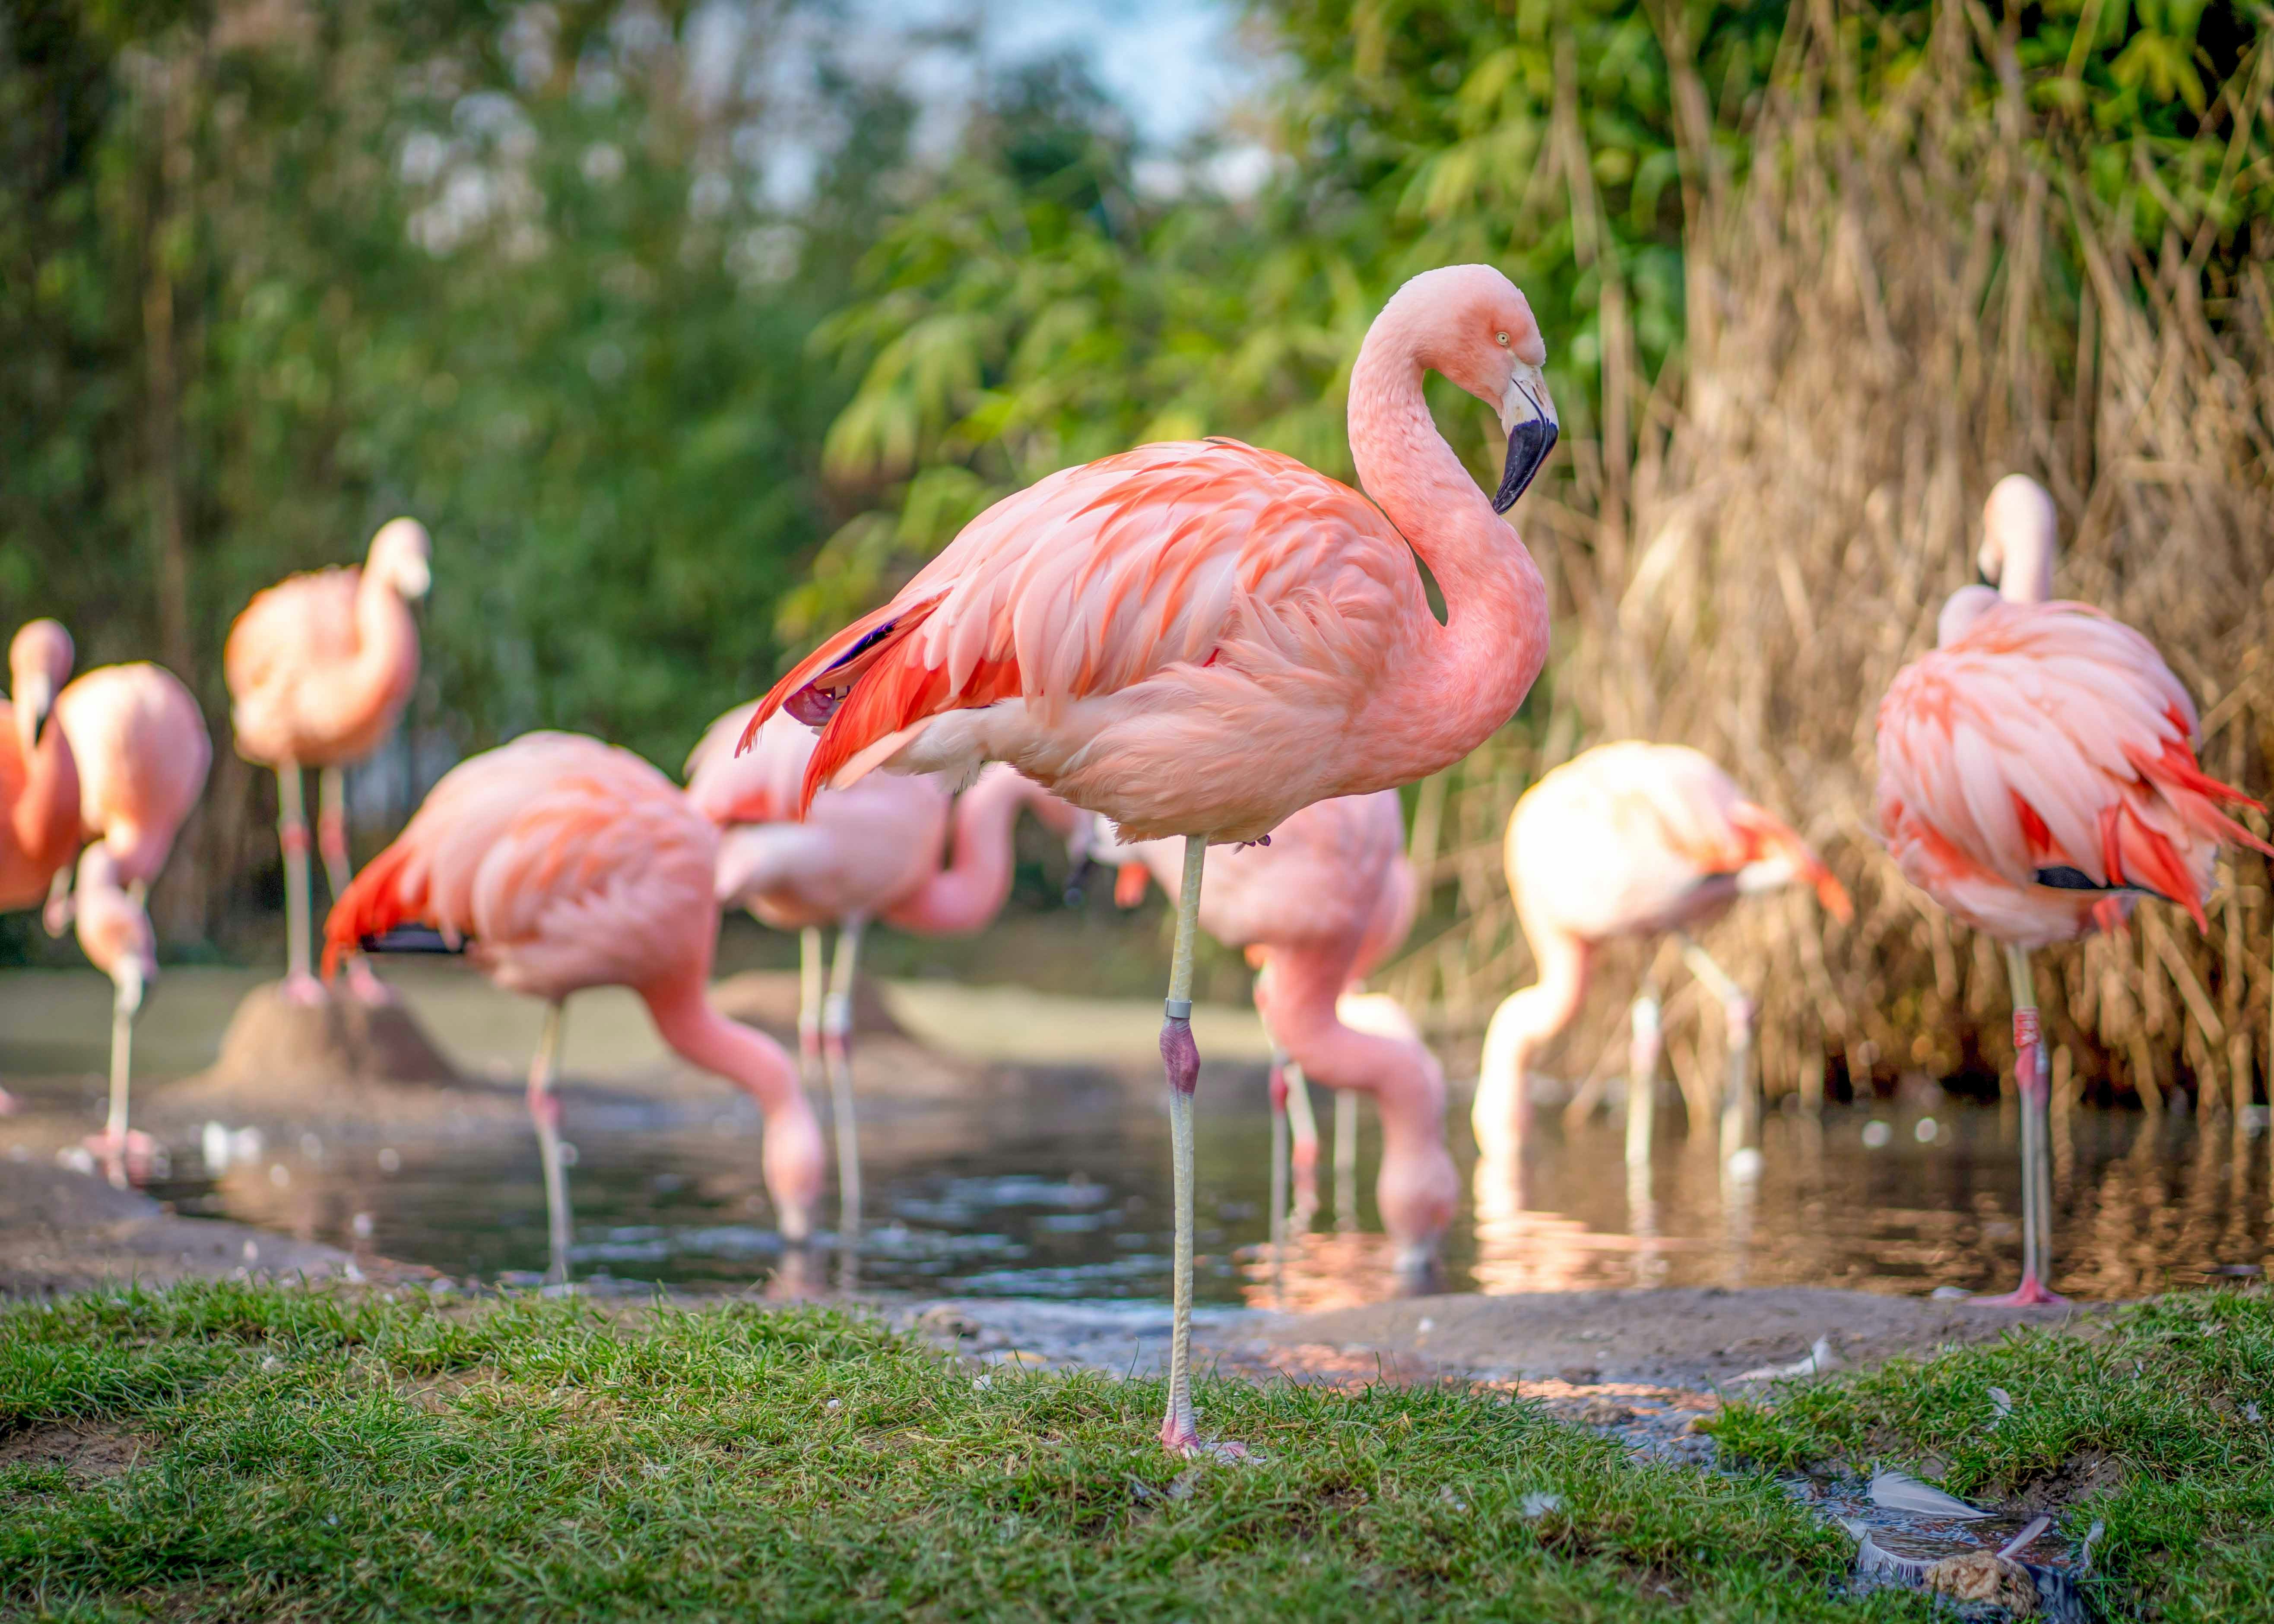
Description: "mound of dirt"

(160, 983), (465, 1119)
(711, 970), (906, 1043)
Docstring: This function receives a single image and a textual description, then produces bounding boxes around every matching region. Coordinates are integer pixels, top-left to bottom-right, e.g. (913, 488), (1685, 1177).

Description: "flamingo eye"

(1495, 331), (1510, 346)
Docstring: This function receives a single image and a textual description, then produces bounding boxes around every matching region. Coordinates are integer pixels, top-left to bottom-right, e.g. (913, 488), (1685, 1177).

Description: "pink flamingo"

(1094, 791), (1455, 1275)
(45, 662), (212, 1171)
(1472, 742), (1851, 1167)
(748, 264), (1558, 1453)
(1877, 474), (2272, 1304)
(226, 517), (430, 1005)
(687, 703), (1086, 1223)
(324, 731), (827, 1284)
(1, 620), (81, 913)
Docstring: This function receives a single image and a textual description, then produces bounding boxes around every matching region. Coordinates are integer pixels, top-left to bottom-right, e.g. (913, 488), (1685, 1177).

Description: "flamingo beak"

(1492, 362), (1558, 514)
(19, 675), (54, 754)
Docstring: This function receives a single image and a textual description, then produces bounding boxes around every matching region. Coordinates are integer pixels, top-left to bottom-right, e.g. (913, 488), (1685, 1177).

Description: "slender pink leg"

(526, 1001), (573, 1286)
(276, 764), (325, 1006)
(1984, 947), (2066, 1306)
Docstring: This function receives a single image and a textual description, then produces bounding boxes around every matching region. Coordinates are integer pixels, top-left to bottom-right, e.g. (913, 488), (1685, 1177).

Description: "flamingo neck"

(1347, 330), (1548, 772)
(881, 766), (1039, 935)
(11, 722), (79, 876)
(641, 972), (802, 1119)
(352, 568), (419, 706)
(2000, 527), (2055, 606)
(1256, 949), (1443, 1145)
(1479, 930), (1590, 1102)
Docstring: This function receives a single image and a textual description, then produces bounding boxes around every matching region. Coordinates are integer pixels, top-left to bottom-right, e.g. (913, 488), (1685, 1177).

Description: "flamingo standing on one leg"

(1095, 791), (1455, 1275)
(1471, 742), (1852, 1166)
(1877, 474), (2273, 1305)
(324, 731), (826, 1285)
(226, 517), (430, 1005)
(746, 264), (1559, 1453)
(46, 662), (211, 1171)
(688, 703), (1086, 1229)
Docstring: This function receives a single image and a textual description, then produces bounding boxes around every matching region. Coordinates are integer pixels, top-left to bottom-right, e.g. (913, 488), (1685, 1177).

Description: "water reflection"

(148, 1089), (2273, 1307)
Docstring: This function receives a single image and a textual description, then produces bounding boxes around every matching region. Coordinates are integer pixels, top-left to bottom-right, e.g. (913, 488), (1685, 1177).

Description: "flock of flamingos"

(5, 264), (2268, 1456)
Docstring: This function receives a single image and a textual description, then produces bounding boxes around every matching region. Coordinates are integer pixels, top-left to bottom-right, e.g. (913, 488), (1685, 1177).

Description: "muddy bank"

(0, 1161), (422, 1298)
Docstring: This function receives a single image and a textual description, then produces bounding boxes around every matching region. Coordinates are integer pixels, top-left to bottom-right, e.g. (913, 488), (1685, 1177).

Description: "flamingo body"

(225, 519), (428, 767)
(1475, 742), (1848, 1159)
(1877, 601), (2265, 948)
(54, 663), (211, 886)
(324, 731), (826, 1238)
(0, 620), (80, 911)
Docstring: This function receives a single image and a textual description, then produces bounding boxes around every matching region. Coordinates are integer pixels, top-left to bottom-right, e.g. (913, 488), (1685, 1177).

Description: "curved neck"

(642, 973), (801, 1118)
(1347, 332), (1548, 770)
(1257, 948), (1443, 1150)
(1479, 929), (1590, 1100)
(12, 724), (79, 872)
(881, 766), (1038, 935)
(2001, 527), (2055, 605)
(353, 570), (419, 696)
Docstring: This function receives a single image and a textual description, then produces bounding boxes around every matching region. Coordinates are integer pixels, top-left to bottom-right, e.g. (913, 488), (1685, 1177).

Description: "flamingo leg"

(318, 765), (390, 1005)
(1680, 937), (1757, 1165)
(1281, 1056), (1321, 1225)
(91, 967), (146, 1188)
(1333, 1086), (1360, 1229)
(824, 915), (866, 1239)
(275, 764), (323, 1005)
(1268, 1051), (1289, 1295)
(1158, 836), (1217, 1456)
(1626, 989), (1661, 1172)
(796, 926), (825, 1090)
(525, 1000), (573, 1287)
(1985, 944), (2065, 1305)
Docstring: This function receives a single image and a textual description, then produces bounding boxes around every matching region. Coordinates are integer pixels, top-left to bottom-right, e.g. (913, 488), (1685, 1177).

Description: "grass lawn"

(0, 1285), (2267, 1620)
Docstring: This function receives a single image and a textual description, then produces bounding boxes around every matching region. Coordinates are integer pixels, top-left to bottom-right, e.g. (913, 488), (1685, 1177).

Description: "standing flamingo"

(747, 264), (1557, 1453)
(1, 620), (81, 912)
(1471, 742), (1852, 1166)
(1877, 474), (2272, 1304)
(226, 517), (430, 1004)
(1094, 792), (1455, 1275)
(46, 662), (212, 1170)
(687, 703), (1085, 1226)
(324, 731), (826, 1284)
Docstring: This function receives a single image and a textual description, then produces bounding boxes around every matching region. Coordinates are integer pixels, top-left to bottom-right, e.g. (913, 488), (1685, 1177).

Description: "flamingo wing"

(749, 440), (1428, 812)
(326, 732), (717, 998)
(1876, 600), (2268, 936)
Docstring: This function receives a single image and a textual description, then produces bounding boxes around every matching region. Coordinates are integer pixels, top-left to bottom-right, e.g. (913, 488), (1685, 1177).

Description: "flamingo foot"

(1981, 1274), (2068, 1307)
(83, 1128), (163, 1185)
(279, 973), (328, 1008)
(344, 960), (396, 1006)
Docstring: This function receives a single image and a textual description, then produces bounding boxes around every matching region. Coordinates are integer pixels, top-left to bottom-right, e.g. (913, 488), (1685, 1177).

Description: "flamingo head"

(368, 518), (432, 602)
(9, 618), (73, 757)
(1977, 474), (2057, 606)
(1395, 265), (1560, 513)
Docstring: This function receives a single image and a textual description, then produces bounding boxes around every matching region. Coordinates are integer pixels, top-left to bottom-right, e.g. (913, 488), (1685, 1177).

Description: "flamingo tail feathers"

(321, 841), (423, 979)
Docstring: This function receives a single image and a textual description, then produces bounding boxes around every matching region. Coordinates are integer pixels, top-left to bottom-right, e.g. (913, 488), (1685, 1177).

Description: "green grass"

(1713, 1290), (2274, 1623)
(0, 1285), (1916, 1622)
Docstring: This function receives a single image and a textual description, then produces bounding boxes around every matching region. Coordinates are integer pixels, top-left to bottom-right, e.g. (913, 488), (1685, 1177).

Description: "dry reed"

(1384, 0), (2274, 1116)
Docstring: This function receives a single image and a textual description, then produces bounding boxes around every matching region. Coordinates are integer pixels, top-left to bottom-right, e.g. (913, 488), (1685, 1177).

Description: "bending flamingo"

(1877, 473), (2272, 1304)
(1, 620), (81, 912)
(324, 731), (826, 1284)
(47, 662), (211, 1171)
(748, 263), (1558, 1453)
(1095, 791), (1454, 1274)
(1472, 742), (1851, 1165)
(227, 517), (430, 1004)
(688, 703), (1085, 1225)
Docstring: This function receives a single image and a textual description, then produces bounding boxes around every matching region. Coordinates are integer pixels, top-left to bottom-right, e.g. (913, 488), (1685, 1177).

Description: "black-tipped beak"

(1976, 565), (1996, 589)
(1492, 415), (1557, 514)
(29, 701), (50, 750)
(360, 924), (466, 956)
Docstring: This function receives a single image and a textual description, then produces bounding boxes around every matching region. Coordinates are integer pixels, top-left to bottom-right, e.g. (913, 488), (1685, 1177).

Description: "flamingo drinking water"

(1876, 474), (2272, 1304)
(325, 731), (827, 1285)
(227, 517), (430, 1004)
(47, 661), (211, 1173)
(748, 263), (1559, 1453)
(1472, 742), (1850, 1167)
(687, 703), (1086, 1226)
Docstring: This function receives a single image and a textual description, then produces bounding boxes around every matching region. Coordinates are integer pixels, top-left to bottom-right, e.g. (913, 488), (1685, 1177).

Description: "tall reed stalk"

(1385, 0), (2274, 1114)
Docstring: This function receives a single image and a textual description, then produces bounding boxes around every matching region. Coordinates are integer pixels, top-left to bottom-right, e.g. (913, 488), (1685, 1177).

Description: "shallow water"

(149, 1084), (2274, 1309)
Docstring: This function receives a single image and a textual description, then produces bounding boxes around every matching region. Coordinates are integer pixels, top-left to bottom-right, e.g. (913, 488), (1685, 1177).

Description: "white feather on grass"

(1868, 1469), (1989, 1519)
(1737, 1336), (1837, 1380)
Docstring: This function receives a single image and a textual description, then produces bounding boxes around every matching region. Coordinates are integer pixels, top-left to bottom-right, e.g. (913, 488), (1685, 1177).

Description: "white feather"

(1868, 1469), (1989, 1519)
